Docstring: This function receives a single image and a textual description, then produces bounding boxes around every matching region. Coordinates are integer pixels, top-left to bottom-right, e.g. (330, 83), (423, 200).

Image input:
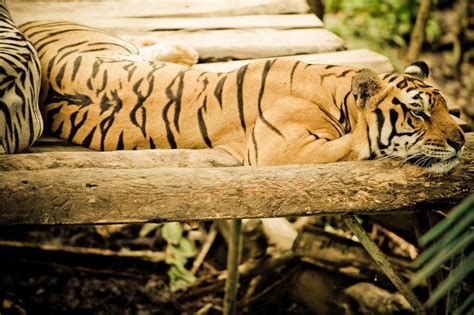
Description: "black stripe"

(396, 78), (408, 89)
(13, 124), (19, 153)
(289, 60), (301, 92)
(320, 72), (335, 83)
(197, 96), (212, 148)
(55, 63), (66, 89)
(45, 105), (62, 132)
(341, 92), (352, 133)
(149, 137), (156, 149)
(258, 60), (284, 138)
(173, 71), (186, 133)
(162, 73), (182, 149)
(336, 69), (352, 78)
(131, 76), (153, 138)
(49, 121), (62, 139)
(251, 127), (258, 164)
(34, 39), (57, 53)
(214, 75), (227, 109)
(67, 110), (89, 142)
(57, 40), (88, 53)
(56, 48), (79, 65)
(80, 48), (108, 53)
(196, 76), (209, 100)
(71, 55), (82, 81)
(98, 91), (123, 150)
(318, 106), (343, 137)
(236, 64), (249, 133)
(114, 131), (125, 150)
(374, 108), (385, 149)
(82, 126), (97, 148)
(123, 63), (137, 81)
(388, 75), (398, 83)
(96, 70), (108, 96)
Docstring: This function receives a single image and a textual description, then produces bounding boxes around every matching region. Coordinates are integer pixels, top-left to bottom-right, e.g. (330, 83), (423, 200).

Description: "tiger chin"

(19, 21), (465, 174)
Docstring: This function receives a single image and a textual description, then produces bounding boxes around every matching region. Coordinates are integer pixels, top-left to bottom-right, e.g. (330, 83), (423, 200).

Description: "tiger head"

(351, 61), (465, 173)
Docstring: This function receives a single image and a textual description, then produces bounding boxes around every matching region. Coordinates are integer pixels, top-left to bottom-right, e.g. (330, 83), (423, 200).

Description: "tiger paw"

(138, 41), (199, 67)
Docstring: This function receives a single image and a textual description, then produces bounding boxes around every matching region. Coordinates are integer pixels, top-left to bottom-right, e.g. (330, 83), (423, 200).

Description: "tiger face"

(352, 61), (465, 173)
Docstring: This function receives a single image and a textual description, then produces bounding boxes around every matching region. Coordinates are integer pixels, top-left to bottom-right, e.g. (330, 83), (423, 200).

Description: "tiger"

(0, 0), (42, 154)
(19, 21), (465, 173)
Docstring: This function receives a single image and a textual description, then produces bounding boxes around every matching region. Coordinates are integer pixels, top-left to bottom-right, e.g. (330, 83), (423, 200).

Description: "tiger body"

(0, 1), (42, 154)
(20, 21), (465, 171)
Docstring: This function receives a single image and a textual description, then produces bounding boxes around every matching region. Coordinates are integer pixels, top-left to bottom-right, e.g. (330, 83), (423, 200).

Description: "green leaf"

(409, 230), (474, 288)
(139, 223), (161, 237)
(166, 249), (188, 266)
(419, 195), (473, 247)
(426, 252), (474, 307)
(167, 264), (197, 292)
(177, 237), (197, 258)
(162, 222), (183, 245)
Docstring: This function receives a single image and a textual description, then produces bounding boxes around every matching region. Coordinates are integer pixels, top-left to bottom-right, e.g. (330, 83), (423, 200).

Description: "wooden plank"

(11, 14), (323, 32)
(193, 49), (394, 73)
(2, 150), (240, 171)
(0, 133), (472, 225)
(124, 28), (345, 61)
(8, 0), (309, 21)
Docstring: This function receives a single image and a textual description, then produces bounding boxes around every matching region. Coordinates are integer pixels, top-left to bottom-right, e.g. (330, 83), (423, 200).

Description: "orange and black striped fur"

(0, 0), (42, 154)
(21, 21), (465, 172)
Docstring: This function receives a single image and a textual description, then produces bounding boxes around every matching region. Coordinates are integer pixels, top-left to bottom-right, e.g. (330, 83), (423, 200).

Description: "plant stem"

(224, 219), (242, 315)
(407, 0), (432, 61)
(343, 215), (426, 315)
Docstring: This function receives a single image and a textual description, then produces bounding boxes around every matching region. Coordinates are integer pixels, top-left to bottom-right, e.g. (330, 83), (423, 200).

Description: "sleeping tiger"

(0, 0), (42, 154)
(18, 21), (465, 173)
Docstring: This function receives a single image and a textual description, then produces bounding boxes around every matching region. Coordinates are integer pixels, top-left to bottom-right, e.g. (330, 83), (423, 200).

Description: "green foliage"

(324, 0), (441, 70)
(162, 222), (197, 291)
(410, 195), (473, 312)
(139, 223), (162, 237)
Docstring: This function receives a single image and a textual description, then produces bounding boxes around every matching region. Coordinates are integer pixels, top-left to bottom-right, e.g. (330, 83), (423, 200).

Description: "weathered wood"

(13, 14), (323, 33)
(9, 0), (309, 22)
(123, 28), (345, 61)
(294, 226), (413, 280)
(0, 134), (472, 225)
(1, 149), (240, 171)
(193, 49), (393, 73)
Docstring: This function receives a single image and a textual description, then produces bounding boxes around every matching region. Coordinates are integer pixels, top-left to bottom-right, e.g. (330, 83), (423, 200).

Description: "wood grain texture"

(193, 49), (393, 73)
(9, 0), (309, 22)
(0, 134), (472, 225)
(12, 14), (323, 32)
(1, 149), (241, 171)
(123, 28), (346, 60)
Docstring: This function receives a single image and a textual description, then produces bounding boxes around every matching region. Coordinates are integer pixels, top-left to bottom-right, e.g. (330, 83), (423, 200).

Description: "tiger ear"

(403, 60), (430, 80)
(351, 68), (383, 109)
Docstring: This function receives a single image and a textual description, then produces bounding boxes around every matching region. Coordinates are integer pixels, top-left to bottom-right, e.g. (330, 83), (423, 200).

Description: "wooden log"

(9, 0), (309, 22)
(193, 49), (393, 73)
(1, 149), (240, 171)
(12, 14), (323, 33)
(0, 133), (472, 225)
(123, 28), (345, 61)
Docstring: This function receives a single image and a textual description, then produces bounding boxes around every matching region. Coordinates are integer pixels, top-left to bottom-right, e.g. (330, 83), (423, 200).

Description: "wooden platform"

(0, 133), (472, 225)
(2, 0), (471, 225)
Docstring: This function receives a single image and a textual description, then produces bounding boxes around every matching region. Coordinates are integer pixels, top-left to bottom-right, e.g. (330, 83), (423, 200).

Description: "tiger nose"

(446, 129), (465, 152)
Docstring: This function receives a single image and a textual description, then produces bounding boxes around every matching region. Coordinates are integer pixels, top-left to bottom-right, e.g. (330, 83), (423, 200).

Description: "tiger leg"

(137, 40), (199, 67)
(245, 105), (364, 166)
